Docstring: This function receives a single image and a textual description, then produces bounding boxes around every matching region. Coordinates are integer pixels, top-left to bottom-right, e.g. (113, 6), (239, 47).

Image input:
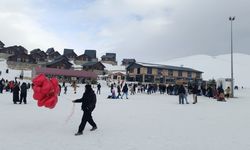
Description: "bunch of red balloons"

(32, 74), (59, 109)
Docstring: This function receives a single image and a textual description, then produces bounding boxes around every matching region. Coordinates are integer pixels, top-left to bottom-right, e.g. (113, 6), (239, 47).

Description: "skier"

(72, 84), (97, 136)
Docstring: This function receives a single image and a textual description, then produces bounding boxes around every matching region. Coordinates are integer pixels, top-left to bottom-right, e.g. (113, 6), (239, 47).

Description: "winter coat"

(73, 88), (96, 112)
(192, 85), (199, 94)
(178, 85), (186, 95)
(13, 85), (20, 102)
(122, 84), (128, 93)
(20, 83), (27, 94)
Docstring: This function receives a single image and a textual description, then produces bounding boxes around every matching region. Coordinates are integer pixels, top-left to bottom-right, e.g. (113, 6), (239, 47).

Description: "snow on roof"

(102, 63), (125, 71)
(69, 60), (82, 68)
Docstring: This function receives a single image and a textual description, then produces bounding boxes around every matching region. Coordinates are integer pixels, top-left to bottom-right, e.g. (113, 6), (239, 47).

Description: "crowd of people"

(104, 80), (233, 104)
(0, 78), (31, 104)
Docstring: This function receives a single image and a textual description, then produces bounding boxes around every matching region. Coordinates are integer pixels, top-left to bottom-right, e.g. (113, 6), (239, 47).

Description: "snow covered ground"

(1, 56), (250, 150)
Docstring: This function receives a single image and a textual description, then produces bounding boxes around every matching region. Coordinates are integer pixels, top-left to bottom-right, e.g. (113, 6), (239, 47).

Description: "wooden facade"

(30, 49), (48, 63)
(46, 56), (72, 69)
(126, 62), (203, 84)
(7, 53), (36, 64)
(82, 62), (105, 75)
(122, 59), (136, 66)
(48, 51), (61, 60)
(0, 45), (28, 55)
(101, 53), (117, 65)
(63, 49), (77, 60)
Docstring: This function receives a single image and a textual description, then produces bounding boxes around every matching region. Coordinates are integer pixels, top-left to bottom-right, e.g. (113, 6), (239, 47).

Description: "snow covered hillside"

(160, 53), (250, 88)
(1, 56), (250, 150)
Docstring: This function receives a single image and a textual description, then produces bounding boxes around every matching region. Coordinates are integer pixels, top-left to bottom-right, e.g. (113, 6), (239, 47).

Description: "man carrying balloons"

(72, 84), (97, 136)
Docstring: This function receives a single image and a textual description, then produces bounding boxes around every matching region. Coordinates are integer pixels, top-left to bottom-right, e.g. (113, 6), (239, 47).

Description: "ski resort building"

(126, 62), (203, 84)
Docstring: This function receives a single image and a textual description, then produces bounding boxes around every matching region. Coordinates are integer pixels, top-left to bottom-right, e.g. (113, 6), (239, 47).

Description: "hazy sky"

(0, 0), (249, 62)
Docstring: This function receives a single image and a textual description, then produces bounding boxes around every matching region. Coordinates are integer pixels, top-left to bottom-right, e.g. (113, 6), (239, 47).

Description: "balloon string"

(64, 103), (75, 124)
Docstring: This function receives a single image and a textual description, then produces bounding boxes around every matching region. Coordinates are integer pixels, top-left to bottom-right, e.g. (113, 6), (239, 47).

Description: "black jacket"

(74, 90), (96, 112)
(178, 85), (186, 94)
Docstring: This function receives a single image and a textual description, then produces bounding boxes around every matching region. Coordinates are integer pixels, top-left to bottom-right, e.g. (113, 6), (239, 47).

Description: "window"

(128, 68), (134, 73)
(168, 70), (173, 76)
(196, 73), (201, 78)
(137, 68), (140, 74)
(178, 71), (182, 77)
(158, 69), (163, 75)
(188, 72), (192, 78)
(145, 75), (154, 83)
(147, 68), (152, 74)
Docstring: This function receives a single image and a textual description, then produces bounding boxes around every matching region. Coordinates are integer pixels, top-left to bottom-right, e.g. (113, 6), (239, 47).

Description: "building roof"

(0, 41), (5, 46)
(35, 67), (97, 78)
(82, 61), (105, 68)
(48, 51), (61, 58)
(84, 50), (96, 58)
(102, 63), (125, 71)
(46, 55), (72, 66)
(122, 59), (136, 63)
(30, 48), (41, 54)
(130, 62), (203, 73)
(46, 48), (55, 54)
(63, 49), (76, 56)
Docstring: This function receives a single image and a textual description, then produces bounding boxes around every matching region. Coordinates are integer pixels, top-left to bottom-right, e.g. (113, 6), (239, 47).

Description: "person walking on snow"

(121, 83), (128, 99)
(73, 84), (97, 136)
(97, 83), (101, 94)
(192, 84), (199, 104)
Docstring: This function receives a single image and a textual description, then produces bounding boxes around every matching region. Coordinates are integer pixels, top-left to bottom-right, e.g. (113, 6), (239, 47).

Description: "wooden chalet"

(7, 53), (36, 64)
(74, 50), (98, 65)
(30, 49), (48, 63)
(82, 61), (105, 75)
(63, 49), (77, 60)
(108, 71), (126, 82)
(75, 54), (92, 61)
(122, 59), (136, 66)
(48, 51), (61, 60)
(46, 55), (72, 69)
(0, 45), (28, 55)
(46, 48), (55, 55)
(84, 50), (97, 60)
(33, 67), (97, 83)
(101, 53), (117, 65)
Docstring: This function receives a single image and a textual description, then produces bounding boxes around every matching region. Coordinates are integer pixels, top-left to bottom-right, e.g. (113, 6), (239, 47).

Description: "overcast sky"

(0, 0), (249, 63)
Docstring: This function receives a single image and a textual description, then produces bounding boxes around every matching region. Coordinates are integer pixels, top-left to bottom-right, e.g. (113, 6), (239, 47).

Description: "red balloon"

(50, 78), (59, 94)
(32, 74), (59, 109)
(44, 96), (57, 109)
(41, 79), (53, 94)
(33, 85), (41, 93)
(32, 74), (46, 86)
(33, 92), (45, 101)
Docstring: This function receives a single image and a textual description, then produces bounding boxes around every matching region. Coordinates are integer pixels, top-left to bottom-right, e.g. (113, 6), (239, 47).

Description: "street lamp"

(229, 16), (235, 98)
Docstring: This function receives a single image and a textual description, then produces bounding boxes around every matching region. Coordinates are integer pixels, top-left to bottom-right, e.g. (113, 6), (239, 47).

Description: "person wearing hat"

(72, 84), (97, 136)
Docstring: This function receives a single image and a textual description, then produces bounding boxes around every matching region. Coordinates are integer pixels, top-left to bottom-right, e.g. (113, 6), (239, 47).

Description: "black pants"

(20, 93), (27, 104)
(78, 111), (97, 133)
